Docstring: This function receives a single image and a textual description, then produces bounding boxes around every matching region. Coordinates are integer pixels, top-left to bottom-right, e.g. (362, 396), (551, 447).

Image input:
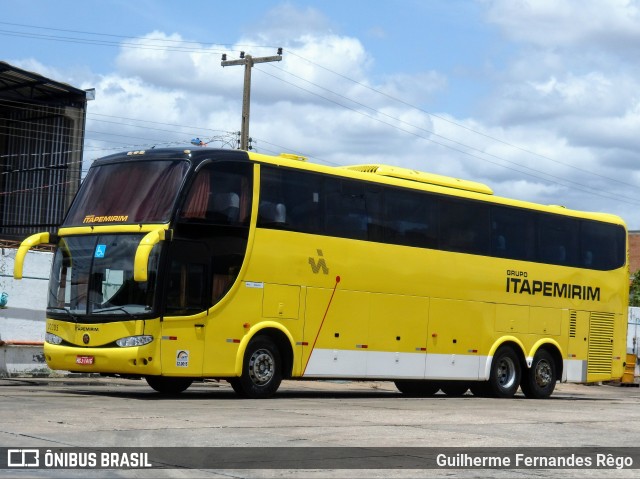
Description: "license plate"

(76, 355), (94, 365)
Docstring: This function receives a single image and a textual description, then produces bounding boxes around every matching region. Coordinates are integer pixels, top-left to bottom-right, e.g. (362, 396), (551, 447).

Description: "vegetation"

(630, 270), (640, 307)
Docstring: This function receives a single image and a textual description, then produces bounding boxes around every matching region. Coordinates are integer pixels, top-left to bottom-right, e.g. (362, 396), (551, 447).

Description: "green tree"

(630, 270), (640, 307)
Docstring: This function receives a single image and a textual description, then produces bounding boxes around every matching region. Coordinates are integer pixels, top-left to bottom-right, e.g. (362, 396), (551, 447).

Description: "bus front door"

(159, 241), (210, 377)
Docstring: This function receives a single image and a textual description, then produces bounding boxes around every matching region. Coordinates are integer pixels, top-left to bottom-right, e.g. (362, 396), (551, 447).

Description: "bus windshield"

(48, 235), (160, 320)
(64, 160), (189, 226)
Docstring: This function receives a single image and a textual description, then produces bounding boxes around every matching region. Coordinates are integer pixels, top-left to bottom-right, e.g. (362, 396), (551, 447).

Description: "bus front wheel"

(231, 337), (282, 399)
(488, 346), (521, 398)
(146, 376), (193, 394)
(520, 349), (556, 399)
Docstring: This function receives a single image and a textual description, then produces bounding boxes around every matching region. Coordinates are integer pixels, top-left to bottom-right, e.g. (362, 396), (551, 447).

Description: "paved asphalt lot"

(1, 377), (639, 478)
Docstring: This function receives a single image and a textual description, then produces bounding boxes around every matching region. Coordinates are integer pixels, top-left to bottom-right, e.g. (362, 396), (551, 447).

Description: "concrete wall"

(0, 247), (52, 376)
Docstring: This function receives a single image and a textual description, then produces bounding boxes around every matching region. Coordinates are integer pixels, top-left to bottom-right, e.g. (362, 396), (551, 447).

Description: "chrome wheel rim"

(248, 348), (275, 386)
(534, 359), (553, 388)
(497, 356), (517, 390)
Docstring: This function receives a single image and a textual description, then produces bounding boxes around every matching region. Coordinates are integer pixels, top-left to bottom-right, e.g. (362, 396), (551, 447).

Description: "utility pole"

(221, 48), (283, 150)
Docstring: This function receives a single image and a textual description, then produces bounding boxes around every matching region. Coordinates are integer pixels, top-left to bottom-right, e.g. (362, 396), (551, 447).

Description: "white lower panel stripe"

(303, 350), (591, 383)
(564, 359), (587, 382)
(304, 349), (487, 380)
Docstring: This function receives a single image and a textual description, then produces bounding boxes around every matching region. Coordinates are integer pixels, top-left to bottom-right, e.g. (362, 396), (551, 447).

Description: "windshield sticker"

(176, 350), (189, 368)
(83, 214), (129, 223)
(94, 245), (106, 258)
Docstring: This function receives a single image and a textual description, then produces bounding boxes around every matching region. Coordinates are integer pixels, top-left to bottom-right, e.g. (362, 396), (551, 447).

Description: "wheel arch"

(482, 336), (527, 380)
(234, 322), (295, 378)
(528, 340), (564, 381)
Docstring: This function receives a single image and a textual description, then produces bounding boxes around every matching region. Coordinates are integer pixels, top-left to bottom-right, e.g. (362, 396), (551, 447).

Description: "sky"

(2, 0), (640, 228)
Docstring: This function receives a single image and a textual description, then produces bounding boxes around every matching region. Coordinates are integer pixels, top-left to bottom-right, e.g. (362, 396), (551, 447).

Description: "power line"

(0, 22), (276, 55)
(0, 21), (629, 191)
(0, 21), (629, 192)
(251, 66), (640, 206)
(281, 50), (640, 192)
(1, 21), (638, 205)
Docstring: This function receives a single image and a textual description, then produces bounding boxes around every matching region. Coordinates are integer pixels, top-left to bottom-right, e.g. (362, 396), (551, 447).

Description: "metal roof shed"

(0, 61), (90, 242)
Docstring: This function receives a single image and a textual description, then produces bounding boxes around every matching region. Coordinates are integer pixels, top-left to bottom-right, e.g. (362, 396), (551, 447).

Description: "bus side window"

(538, 215), (578, 266)
(259, 166), (327, 233)
(383, 188), (437, 248)
(180, 162), (252, 226)
(323, 178), (378, 241)
(258, 201), (286, 225)
(579, 220), (625, 270)
(490, 206), (535, 261)
(440, 199), (490, 255)
(212, 192), (240, 223)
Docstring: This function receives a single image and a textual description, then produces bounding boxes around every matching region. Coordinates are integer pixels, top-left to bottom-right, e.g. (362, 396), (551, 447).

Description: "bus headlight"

(115, 335), (153, 347)
(45, 332), (63, 345)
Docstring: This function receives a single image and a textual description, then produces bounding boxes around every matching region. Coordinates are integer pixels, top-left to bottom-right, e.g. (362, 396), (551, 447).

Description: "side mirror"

(14, 232), (50, 280)
(134, 228), (170, 282)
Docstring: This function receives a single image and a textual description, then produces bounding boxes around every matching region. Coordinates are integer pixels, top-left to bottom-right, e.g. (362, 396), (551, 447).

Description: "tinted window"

(491, 206), (536, 261)
(324, 179), (369, 240)
(538, 215), (579, 266)
(259, 168), (323, 233)
(256, 165), (625, 270)
(383, 188), (438, 248)
(180, 161), (253, 226)
(580, 220), (625, 270)
(164, 241), (209, 316)
(440, 198), (490, 255)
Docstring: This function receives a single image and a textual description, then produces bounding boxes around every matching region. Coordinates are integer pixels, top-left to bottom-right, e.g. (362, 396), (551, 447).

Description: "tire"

(440, 381), (469, 397)
(395, 380), (440, 396)
(227, 378), (245, 396)
(145, 376), (193, 394)
(521, 349), (557, 399)
(488, 346), (521, 398)
(233, 337), (282, 399)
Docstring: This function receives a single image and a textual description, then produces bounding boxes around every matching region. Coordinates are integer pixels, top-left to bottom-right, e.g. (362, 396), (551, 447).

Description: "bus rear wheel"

(488, 346), (521, 398)
(395, 380), (440, 396)
(146, 376), (193, 394)
(521, 349), (557, 399)
(232, 337), (282, 399)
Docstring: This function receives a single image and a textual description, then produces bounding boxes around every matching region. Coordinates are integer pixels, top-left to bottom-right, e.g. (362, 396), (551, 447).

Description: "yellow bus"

(14, 147), (629, 399)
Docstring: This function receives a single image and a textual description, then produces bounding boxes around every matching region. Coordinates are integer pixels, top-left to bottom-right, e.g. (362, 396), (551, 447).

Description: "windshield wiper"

(47, 307), (79, 322)
(92, 306), (134, 317)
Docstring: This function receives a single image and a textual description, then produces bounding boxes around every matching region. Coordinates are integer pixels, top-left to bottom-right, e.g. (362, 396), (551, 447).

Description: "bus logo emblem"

(308, 249), (329, 275)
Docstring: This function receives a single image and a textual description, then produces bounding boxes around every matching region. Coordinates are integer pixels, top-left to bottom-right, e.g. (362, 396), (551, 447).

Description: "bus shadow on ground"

(52, 382), (619, 402)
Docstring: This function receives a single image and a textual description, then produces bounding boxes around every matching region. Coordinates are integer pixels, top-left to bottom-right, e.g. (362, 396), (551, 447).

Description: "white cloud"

(482, 0), (640, 54)
(72, 2), (640, 228)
